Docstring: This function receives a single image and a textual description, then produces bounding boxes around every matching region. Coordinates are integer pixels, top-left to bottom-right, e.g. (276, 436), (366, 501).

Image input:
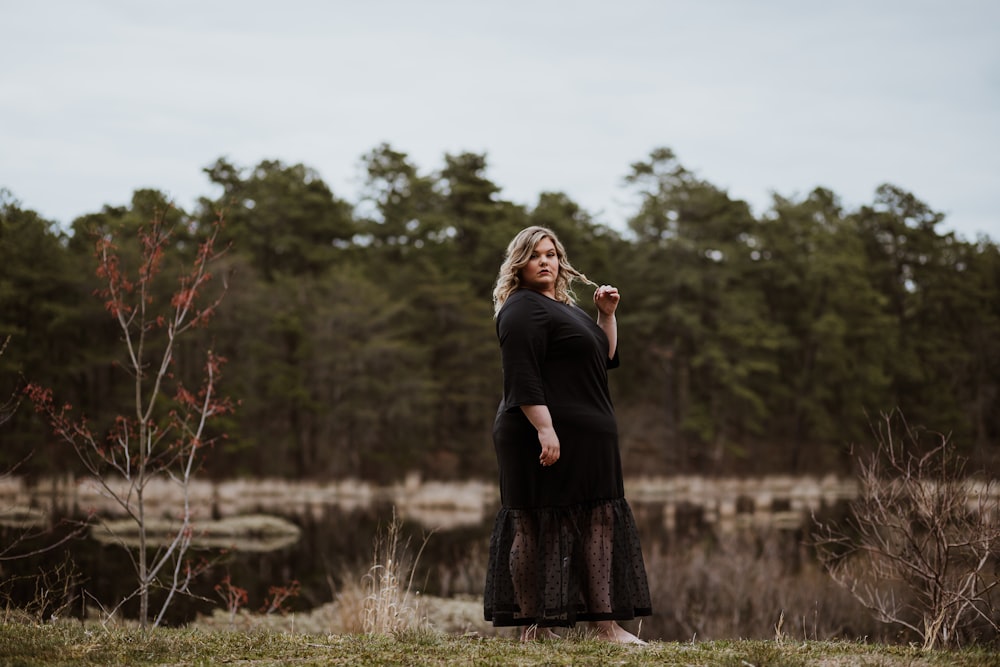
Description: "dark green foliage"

(0, 191), (94, 469)
(1, 146), (998, 481)
(618, 150), (785, 471)
(757, 189), (895, 469)
(201, 158), (356, 281)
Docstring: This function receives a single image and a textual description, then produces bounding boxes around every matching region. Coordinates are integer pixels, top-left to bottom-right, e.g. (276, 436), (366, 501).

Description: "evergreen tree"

(201, 158), (356, 281)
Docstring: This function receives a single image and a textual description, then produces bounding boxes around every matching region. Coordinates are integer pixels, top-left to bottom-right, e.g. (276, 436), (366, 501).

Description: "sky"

(2, 0), (999, 241)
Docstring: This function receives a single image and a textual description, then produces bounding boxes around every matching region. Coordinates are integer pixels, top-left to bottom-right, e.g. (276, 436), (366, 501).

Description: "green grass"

(1, 623), (998, 667)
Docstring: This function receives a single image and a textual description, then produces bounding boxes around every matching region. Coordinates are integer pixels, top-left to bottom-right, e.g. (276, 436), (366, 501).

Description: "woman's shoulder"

(498, 289), (553, 321)
(505, 289), (541, 306)
(507, 288), (565, 308)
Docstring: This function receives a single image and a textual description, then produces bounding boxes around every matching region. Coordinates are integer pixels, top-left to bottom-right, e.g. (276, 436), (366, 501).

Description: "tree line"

(2, 145), (998, 482)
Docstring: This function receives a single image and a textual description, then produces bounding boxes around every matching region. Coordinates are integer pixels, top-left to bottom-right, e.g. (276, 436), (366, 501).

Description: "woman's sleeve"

(607, 348), (620, 370)
(497, 295), (548, 410)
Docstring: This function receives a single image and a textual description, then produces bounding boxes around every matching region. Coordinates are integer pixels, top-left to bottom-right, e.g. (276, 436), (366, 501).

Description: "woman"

(483, 226), (652, 643)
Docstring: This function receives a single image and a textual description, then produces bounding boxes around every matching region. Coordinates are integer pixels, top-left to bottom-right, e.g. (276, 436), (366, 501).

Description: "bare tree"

(812, 410), (1000, 649)
(26, 211), (233, 627)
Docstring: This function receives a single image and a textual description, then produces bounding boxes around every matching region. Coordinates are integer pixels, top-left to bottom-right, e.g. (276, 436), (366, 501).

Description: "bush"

(812, 411), (1000, 649)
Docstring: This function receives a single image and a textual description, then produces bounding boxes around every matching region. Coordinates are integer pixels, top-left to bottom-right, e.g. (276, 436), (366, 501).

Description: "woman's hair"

(492, 226), (596, 317)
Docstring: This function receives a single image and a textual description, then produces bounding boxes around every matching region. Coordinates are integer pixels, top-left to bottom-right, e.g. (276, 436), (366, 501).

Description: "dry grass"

(2, 622), (999, 667)
(91, 514), (301, 551)
(643, 529), (885, 642)
(358, 509), (431, 634)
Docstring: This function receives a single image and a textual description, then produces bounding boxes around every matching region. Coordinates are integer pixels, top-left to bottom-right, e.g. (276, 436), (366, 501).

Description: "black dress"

(483, 289), (652, 627)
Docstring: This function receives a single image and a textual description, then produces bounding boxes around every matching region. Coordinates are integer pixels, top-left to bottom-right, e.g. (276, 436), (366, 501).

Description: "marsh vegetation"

(0, 474), (891, 641)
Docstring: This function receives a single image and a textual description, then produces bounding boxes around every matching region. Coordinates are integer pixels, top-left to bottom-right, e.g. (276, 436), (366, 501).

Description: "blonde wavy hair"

(492, 226), (596, 317)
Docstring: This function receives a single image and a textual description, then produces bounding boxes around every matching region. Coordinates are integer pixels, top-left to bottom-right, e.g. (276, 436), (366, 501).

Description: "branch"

(0, 516), (91, 561)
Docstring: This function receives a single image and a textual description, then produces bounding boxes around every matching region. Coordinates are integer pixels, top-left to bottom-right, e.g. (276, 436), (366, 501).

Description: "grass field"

(1, 622), (998, 667)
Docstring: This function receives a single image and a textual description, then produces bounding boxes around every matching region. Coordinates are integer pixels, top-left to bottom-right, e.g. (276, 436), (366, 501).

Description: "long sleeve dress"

(483, 288), (652, 627)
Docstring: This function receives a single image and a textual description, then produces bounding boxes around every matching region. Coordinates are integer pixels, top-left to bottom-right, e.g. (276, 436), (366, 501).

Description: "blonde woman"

(483, 226), (651, 644)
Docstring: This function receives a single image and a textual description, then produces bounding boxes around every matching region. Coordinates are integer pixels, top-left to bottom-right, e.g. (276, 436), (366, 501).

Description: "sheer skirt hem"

(486, 608), (654, 628)
(483, 497), (652, 628)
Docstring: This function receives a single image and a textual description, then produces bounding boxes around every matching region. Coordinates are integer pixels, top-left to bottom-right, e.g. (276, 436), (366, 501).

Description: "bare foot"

(520, 625), (561, 641)
(590, 620), (647, 645)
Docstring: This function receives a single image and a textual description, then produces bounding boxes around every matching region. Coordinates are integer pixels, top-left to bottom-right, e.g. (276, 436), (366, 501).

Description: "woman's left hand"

(593, 285), (620, 317)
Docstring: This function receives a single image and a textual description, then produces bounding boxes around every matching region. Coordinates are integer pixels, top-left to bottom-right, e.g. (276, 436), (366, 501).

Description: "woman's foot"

(590, 620), (647, 645)
(520, 624), (561, 641)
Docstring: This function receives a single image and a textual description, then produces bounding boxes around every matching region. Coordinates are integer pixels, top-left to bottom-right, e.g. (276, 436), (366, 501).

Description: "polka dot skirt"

(483, 498), (652, 627)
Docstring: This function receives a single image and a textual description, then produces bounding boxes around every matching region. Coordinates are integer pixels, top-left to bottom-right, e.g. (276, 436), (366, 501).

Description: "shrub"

(812, 410), (1000, 649)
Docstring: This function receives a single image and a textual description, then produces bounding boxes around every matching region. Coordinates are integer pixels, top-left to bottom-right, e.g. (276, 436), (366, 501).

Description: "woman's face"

(519, 237), (559, 297)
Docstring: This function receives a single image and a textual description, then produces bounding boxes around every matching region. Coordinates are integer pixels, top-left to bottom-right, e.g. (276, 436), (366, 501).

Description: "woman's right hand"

(537, 426), (560, 466)
(519, 405), (560, 466)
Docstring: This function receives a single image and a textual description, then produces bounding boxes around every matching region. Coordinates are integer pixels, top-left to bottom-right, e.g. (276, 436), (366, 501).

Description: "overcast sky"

(3, 0), (999, 241)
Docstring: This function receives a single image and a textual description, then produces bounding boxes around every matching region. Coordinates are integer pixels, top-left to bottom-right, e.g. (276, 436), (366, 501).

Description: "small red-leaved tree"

(27, 211), (233, 627)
